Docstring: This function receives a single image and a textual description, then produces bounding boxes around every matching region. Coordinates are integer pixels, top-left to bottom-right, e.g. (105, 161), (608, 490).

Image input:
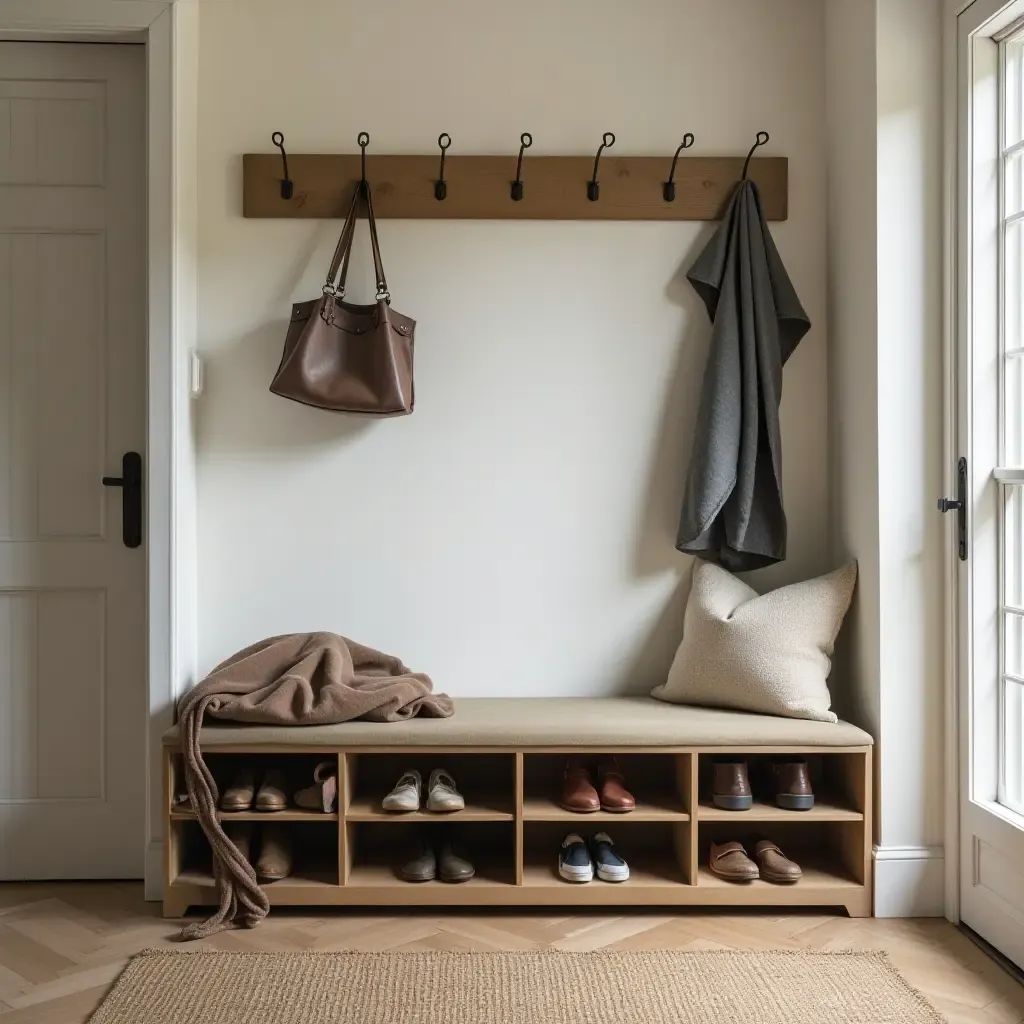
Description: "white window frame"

(995, 31), (1024, 814)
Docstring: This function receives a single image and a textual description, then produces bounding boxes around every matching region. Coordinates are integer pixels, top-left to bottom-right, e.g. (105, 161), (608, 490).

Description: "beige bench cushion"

(162, 696), (872, 749)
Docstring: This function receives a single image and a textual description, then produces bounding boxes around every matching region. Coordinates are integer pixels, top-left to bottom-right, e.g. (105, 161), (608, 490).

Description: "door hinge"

(937, 456), (968, 561)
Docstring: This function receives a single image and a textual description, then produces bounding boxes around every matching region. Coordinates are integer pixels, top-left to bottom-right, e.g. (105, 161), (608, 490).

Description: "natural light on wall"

(999, 33), (1024, 816)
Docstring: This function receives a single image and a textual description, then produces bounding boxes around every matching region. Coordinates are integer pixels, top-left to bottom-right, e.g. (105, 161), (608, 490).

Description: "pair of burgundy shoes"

(560, 757), (635, 813)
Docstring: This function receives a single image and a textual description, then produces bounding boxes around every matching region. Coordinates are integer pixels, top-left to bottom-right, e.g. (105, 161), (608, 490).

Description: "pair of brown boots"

(224, 822), (292, 882)
(561, 757), (635, 813)
(711, 758), (814, 811)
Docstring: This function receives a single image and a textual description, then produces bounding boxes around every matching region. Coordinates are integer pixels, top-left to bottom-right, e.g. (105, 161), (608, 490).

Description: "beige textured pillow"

(652, 561), (857, 723)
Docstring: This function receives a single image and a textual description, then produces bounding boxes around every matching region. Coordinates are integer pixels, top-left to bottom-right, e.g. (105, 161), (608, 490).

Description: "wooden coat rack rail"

(243, 136), (788, 222)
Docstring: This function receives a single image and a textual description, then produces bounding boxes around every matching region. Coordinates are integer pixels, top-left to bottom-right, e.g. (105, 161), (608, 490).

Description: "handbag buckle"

(375, 288), (391, 303)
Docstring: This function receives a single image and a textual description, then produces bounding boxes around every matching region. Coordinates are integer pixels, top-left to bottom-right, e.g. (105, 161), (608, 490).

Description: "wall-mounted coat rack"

(243, 131), (788, 221)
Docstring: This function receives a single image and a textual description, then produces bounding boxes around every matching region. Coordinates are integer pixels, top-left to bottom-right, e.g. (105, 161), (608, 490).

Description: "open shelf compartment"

(694, 751), (868, 822)
(343, 752), (516, 822)
(345, 820), (516, 888)
(167, 750), (341, 821)
(522, 820), (691, 889)
(521, 753), (692, 822)
(169, 818), (340, 890)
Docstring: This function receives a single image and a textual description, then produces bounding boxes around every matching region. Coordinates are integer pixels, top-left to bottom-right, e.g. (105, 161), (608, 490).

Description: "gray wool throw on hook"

(176, 632), (453, 940)
(676, 179), (811, 571)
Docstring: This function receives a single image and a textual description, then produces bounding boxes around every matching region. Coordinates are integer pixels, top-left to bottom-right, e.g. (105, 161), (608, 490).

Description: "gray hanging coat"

(676, 180), (810, 571)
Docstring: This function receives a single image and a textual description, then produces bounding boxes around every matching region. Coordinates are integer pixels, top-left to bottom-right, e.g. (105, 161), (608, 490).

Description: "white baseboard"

(873, 845), (945, 917)
(144, 838), (163, 902)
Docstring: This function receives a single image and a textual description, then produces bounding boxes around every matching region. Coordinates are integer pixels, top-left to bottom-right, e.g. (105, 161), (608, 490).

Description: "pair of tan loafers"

(224, 823), (292, 881)
(220, 762), (337, 814)
(709, 839), (802, 883)
(220, 769), (288, 813)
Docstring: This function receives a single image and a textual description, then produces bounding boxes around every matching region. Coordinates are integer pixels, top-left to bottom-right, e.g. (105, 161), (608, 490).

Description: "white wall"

(194, 0), (830, 695)
(146, 0), (200, 900)
(875, 0), (945, 913)
(825, 0), (946, 916)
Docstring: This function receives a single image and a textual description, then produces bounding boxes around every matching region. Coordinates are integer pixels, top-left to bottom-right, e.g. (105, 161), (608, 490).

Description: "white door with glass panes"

(955, 0), (1024, 970)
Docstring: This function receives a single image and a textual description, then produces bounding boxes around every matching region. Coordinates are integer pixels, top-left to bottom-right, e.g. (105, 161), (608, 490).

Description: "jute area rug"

(90, 949), (945, 1024)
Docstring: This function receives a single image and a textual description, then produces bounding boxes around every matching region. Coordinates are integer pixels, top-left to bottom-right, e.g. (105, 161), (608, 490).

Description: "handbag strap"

(327, 181), (390, 303)
(323, 186), (360, 296)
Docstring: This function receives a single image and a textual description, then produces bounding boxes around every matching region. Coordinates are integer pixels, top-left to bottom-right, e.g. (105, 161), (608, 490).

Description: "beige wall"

(194, 0), (830, 694)
(825, 0), (881, 739)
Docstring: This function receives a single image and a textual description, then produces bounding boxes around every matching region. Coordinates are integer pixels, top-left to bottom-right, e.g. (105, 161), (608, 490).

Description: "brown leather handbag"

(270, 181), (415, 415)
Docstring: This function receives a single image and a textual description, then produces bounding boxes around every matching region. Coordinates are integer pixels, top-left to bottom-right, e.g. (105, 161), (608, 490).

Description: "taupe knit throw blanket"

(177, 632), (453, 940)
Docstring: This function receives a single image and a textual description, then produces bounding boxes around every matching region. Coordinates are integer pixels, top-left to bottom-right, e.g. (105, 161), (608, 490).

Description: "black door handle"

(936, 456), (967, 561)
(102, 451), (143, 548)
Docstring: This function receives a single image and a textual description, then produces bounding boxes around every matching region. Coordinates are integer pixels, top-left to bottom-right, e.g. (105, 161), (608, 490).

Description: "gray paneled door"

(0, 42), (145, 878)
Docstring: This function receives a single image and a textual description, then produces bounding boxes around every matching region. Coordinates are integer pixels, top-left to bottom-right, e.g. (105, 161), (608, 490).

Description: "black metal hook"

(587, 132), (616, 201)
(271, 132), (293, 200)
(435, 133), (452, 201)
(662, 133), (695, 202)
(511, 132), (533, 201)
(357, 131), (370, 193)
(741, 130), (769, 180)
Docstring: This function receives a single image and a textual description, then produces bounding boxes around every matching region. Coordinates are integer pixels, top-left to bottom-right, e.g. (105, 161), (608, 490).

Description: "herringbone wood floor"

(0, 883), (1020, 1023)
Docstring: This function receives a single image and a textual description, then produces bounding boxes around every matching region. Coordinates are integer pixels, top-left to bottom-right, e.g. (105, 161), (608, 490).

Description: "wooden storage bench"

(162, 697), (874, 917)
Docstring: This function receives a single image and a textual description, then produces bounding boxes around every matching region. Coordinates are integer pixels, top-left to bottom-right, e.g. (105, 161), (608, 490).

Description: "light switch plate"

(188, 349), (204, 398)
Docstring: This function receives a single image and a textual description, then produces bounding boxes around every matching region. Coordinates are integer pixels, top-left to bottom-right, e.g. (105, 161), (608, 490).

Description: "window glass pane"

(1004, 679), (1024, 815)
(1005, 215), (1024, 464)
(1004, 484), (1024, 609)
(1007, 216), (1023, 353)
(1006, 359), (1024, 471)
(1006, 612), (1024, 676)
(1007, 40), (1024, 148)
(1006, 151), (1024, 218)
(1007, 354), (1023, 467)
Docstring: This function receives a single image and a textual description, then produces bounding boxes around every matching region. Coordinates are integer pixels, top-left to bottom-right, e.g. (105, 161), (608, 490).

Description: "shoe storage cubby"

(522, 754), (687, 820)
(346, 821), (516, 887)
(697, 820), (866, 889)
(171, 819), (340, 889)
(163, 731), (872, 917)
(168, 752), (342, 820)
(523, 821), (689, 888)
(696, 752), (868, 820)
(345, 753), (515, 822)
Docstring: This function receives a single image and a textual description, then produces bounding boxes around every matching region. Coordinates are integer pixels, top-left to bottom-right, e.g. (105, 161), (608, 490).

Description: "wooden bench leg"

(844, 892), (873, 918)
(162, 891), (190, 919)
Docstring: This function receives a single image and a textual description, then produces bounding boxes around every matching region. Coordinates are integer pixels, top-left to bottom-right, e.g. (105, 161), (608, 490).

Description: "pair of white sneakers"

(381, 768), (465, 812)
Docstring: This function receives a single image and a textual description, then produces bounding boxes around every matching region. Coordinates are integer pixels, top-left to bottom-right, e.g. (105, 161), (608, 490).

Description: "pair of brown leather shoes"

(220, 768), (289, 812)
(709, 839), (802, 884)
(224, 823), (292, 881)
(399, 827), (474, 883)
(710, 758), (815, 811)
(561, 757), (635, 813)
